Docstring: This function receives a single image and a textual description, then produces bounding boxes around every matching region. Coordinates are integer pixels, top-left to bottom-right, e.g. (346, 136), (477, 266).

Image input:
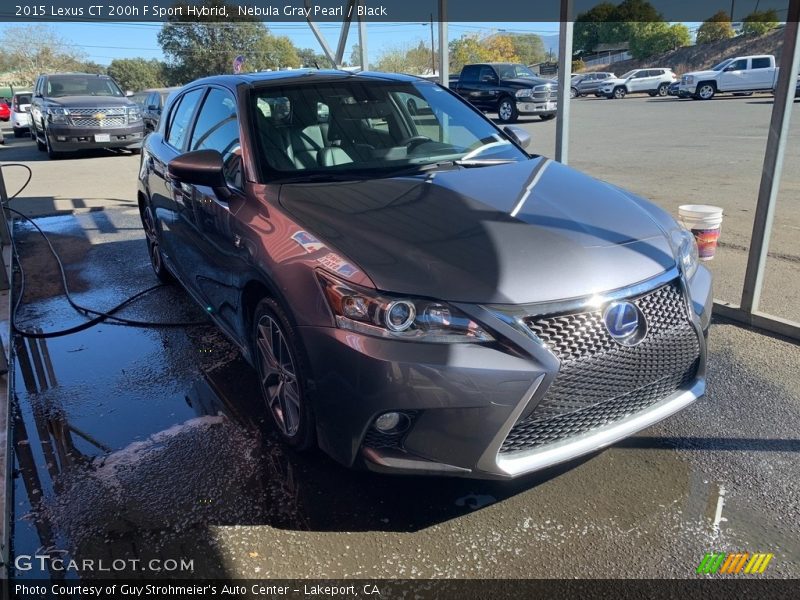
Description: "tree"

(449, 35), (491, 73)
(158, 0), (279, 81)
(484, 35), (520, 64)
(573, 0), (662, 55)
(628, 22), (690, 59)
(107, 58), (165, 92)
(509, 34), (546, 66)
(0, 24), (89, 85)
(298, 48), (330, 69)
(742, 10), (780, 37)
(254, 35), (301, 71)
(696, 11), (734, 44)
(574, 2), (617, 54)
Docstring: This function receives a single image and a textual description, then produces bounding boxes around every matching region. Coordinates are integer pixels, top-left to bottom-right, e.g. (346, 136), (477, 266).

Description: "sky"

(0, 21), (563, 66)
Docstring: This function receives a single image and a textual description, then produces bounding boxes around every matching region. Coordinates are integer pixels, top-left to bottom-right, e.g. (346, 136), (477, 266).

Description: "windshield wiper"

(454, 158), (517, 167)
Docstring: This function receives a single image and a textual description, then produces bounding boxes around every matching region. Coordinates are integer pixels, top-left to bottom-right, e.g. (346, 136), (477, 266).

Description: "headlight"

(672, 228), (699, 279)
(127, 106), (142, 123)
(47, 107), (69, 123)
(515, 88), (533, 99)
(317, 271), (494, 343)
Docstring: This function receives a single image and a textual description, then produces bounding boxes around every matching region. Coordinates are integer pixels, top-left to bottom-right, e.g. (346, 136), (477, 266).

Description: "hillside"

(583, 28), (785, 76)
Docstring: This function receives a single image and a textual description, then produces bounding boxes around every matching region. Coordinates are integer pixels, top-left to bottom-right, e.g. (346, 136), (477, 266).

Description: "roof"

(186, 69), (425, 89)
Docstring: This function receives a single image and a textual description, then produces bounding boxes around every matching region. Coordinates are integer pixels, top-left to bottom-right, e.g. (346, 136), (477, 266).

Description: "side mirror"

(725, 65), (738, 72)
(168, 149), (229, 198)
(504, 125), (532, 150)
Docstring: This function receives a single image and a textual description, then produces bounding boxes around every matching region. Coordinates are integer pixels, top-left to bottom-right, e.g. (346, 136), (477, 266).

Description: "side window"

(730, 59), (748, 71)
(190, 88), (241, 188)
(751, 57), (771, 69)
(460, 65), (480, 83)
(479, 66), (497, 82)
(166, 88), (203, 149)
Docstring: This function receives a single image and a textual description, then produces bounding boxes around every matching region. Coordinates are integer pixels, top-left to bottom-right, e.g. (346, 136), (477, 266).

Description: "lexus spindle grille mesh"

(500, 281), (700, 454)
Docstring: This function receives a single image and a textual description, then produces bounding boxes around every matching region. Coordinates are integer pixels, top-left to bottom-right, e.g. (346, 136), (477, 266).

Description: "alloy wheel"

(698, 84), (715, 100)
(256, 315), (301, 438)
(142, 205), (164, 276)
(498, 100), (513, 121)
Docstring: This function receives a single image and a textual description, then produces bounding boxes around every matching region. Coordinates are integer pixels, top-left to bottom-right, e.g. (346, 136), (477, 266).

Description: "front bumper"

(679, 84), (698, 95)
(516, 99), (557, 115)
(47, 123), (144, 151)
(302, 265), (712, 479)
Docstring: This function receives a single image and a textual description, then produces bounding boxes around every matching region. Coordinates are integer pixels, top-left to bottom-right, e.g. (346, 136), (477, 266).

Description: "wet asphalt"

(7, 207), (799, 580)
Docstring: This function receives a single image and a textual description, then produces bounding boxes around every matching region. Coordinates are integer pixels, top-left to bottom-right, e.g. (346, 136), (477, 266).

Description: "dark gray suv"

(570, 72), (615, 98)
(30, 73), (145, 159)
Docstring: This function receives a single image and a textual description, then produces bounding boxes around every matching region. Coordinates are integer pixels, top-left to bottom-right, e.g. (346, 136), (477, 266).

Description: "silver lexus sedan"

(137, 70), (712, 479)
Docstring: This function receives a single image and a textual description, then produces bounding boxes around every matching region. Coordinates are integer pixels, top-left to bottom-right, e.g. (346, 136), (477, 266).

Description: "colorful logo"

(696, 552), (773, 574)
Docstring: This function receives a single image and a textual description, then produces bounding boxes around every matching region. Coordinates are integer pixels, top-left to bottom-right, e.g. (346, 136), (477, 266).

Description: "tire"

(13, 128), (24, 138)
(613, 86), (626, 99)
(141, 204), (173, 284)
(252, 297), (316, 451)
(570, 87), (578, 99)
(539, 113), (556, 121)
(657, 83), (669, 97)
(496, 97), (519, 123)
(33, 124), (46, 151)
(129, 147), (141, 155)
(695, 82), (716, 100)
(648, 91), (657, 97)
(44, 129), (62, 159)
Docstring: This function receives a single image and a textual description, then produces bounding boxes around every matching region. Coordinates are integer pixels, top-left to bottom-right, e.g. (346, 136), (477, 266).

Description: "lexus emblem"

(603, 301), (647, 346)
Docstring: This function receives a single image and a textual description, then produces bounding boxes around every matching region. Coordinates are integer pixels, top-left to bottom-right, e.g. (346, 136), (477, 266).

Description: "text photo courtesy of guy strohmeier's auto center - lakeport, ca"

(0, 0), (799, 598)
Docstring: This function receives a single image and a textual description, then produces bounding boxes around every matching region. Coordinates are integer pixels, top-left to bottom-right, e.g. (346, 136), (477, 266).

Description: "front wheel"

(570, 87), (578, 99)
(496, 97), (519, 123)
(613, 86), (626, 99)
(13, 128), (25, 138)
(253, 298), (316, 450)
(696, 83), (716, 100)
(45, 129), (62, 159)
(658, 83), (669, 97)
(33, 124), (46, 151)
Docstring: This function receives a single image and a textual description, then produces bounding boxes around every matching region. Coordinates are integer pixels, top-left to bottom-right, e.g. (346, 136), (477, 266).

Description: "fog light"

(56, 136), (66, 141)
(374, 412), (401, 433)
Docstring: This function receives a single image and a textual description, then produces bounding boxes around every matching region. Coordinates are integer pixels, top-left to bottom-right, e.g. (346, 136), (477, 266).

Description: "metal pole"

(358, 5), (368, 70)
(739, 0), (800, 313)
(438, 0), (449, 87)
(555, 0), (574, 163)
(334, 0), (356, 67)
(430, 14), (436, 75)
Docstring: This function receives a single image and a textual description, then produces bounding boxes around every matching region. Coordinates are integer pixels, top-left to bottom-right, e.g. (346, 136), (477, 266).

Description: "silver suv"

(599, 68), (677, 99)
(570, 72), (615, 98)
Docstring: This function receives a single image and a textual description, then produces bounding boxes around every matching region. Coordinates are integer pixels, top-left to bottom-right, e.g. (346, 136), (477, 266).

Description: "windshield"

(711, 59), (734, 71)
(619, 71), (637, 79)
(46, 75), (124, 98)
(251, 79), (530, 180)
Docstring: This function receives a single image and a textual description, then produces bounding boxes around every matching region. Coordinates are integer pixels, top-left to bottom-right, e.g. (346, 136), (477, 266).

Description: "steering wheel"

(399, 135), (431, 151)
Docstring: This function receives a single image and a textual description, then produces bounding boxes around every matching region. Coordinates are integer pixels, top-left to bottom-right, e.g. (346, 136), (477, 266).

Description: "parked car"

(452, 63), (557, 123)
(10, 91), (33, 136)
(570, 72), (615, 98)
(0, 99), (9, 121)
(140, 87), (181, 132)
(137, 70), (711, 479)
(30, 72), (145, 159)
(679, 55), (778, 100)
(598, 68), (677, 99)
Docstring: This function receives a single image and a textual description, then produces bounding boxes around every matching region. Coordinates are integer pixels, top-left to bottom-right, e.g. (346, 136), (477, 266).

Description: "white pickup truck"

(679, 55), (778, 100)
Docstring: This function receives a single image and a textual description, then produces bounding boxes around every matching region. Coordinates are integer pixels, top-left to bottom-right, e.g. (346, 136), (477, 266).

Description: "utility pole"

(730, 0), (735, 20)
(430, 13), (436, 74)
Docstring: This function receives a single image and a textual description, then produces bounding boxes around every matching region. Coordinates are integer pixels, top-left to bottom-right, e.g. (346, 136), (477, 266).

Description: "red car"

(0, 100), (10, 121)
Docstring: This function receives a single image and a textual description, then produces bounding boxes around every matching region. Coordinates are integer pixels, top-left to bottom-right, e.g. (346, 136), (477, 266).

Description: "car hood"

(278, 158), (677, 304)
(683, 70), (718, 80)
(504, 77), (557, 88)
(47, 96), (134, 108)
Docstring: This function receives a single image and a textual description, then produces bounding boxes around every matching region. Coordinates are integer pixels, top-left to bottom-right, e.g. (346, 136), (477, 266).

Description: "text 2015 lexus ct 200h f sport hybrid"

(137, 70), (711, 480)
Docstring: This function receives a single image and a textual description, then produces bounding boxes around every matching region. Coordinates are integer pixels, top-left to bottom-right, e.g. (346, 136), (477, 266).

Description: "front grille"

(500, 281), (700, 454)
(681, 75), (690, 85)
(533, 84), (556, 101)
(67, 107), (127, 128)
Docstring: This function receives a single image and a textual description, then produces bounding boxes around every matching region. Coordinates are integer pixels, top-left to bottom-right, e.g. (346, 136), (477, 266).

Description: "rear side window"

(166, 88), (203, 149)
(460, 65), (480, 83)
(751, 57), (771, 69)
